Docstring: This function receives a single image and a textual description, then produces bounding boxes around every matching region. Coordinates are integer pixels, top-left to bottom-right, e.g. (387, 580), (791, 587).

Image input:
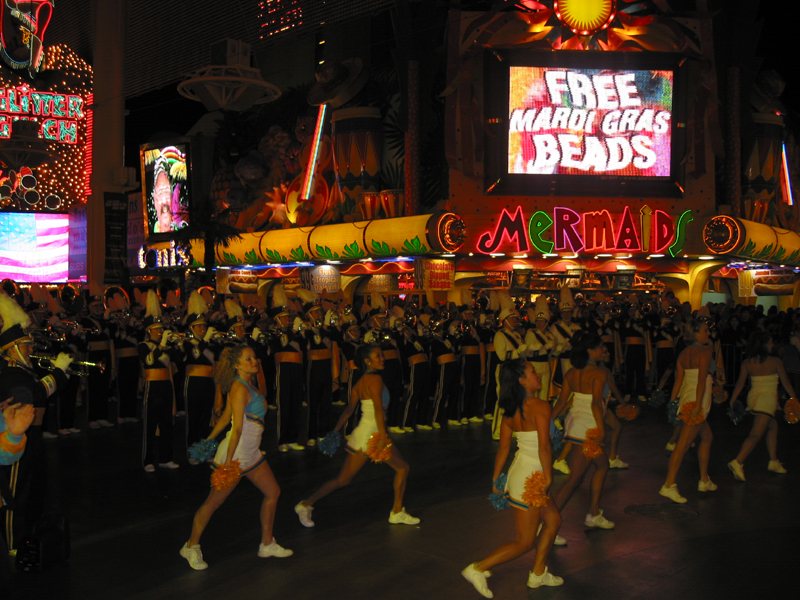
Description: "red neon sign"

(477, 206), (530, 254)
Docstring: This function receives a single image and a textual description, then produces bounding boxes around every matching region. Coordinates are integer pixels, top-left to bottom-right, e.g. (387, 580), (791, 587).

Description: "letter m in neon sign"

(477, 206), (530, 254)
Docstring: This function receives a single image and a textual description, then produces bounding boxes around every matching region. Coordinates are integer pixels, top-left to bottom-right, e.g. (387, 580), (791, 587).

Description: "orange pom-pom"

(679, 401), (705, 425)
(785, 398), (800, 424)
(615, 404), (640, 421)
(366, 432), (393, 462)
(582, 427), (603, 458)
(521, 470), (549, 508)
(211, 460), (242, 491)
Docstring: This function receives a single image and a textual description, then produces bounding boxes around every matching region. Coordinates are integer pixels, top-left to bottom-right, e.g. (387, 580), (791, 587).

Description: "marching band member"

(477, 303), (499, 421)
(183, 291), (218, 464)
(459, 297), (486, 423)
(0, 290), (72, 553)
(300, 291), (338, 446)
(270, 285), (305, 452)
(139, 290), (180, 472)
(550, 286), (581, 393)
(525, 296), (555, 402)
(400, 313), (430, 431)
(427, 315), (461, 429)
(83, 289), (115, 429)
(109, 290), (141, 425)
(620, 298), (649, 402)
(491, 293), (527, 440)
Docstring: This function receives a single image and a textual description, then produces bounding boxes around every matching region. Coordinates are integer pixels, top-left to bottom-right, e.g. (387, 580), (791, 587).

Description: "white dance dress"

(746, 373), (779, 417)
(213, 377), (267, 474)
(678, 369), (713, 421)
(506, 430), (543, 510)
(564, 392), (602, 444)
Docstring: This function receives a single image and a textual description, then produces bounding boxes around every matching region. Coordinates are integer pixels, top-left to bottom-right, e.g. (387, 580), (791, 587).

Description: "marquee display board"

(485, 50), (687, 198)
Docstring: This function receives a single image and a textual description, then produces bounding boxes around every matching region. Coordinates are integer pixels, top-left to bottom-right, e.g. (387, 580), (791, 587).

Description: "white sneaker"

(728, 460), (746, 481)
(117, 417), (127, 425)
(447, 419), (461, 426)
(768, 460), (787, 474)
(433, 422), (441, 429)
(484, 414), (493, 420)
(460, 417), (469, 425)
(42, 431), (57, 439)
(278, 444), (290, 453)
(416, 424), (432, 430)
(188, 458), (200, 466)
(388, 507), (420, 525)
(403, 426), (414, 432)
(584, 509), (615, 529)
(98, 419), (114, 428)
(659, 484), (687, 503)
(295, 503), (315, 528)
(143, 464), (155, 473)
(288, 443), (305, 451)
(180, 543), (208, 570)
(257, 538), (293, 558)
(58, 429), (71, 436)
(527, 567), (564, 588)
(553, 459), (571, 475)
(89, 421), (101, 430)
(389, 426), (405, 434)
(306, 438), (317, 446)
(159, 461), (180, 469)
(665, 442), (676, 452)
(469, 416), (484, 423)
(609, 457), (629, 469)
(68, 427), (81, 433)
(462, 563), (493, 598)
(698, 478), (718, 492)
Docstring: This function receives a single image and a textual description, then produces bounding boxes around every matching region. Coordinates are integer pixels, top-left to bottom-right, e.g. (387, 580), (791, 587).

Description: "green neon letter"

(668, 209), (694, 257)
(529, 211), (554, 254)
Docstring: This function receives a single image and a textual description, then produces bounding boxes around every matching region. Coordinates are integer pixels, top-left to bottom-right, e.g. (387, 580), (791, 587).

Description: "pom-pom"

(319, 430), (342, 457)
(667, 399), (680, 425)
(615, 404), (640, 421)
(550, 418), (564, 453)
(727, 401), (746, 425)
(489, 473), (510, 510)
(648, 389), (667, 408)
(679, 401), (705, 425)
(366, 432), (393, 462)
(189, 438), (219, 462)
(211, 461), (242, 491)
(582, 427), (603, 458)
(785, 398), (800, 424)
(521, 471), (549, 508)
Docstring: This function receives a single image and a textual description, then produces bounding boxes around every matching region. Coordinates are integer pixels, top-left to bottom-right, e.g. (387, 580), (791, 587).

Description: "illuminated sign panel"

(477, 205), (692, 257)
(0, 84), (85, 143)
(508, 67), (672, 177)
(484, 50), (686, 197)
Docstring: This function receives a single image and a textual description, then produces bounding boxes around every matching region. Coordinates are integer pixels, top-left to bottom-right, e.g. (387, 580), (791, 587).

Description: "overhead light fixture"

(441, 253), (455, 257)
(543, 253), (558, 258)
(597, 253), (612, 257)
(490, 253), (505, 257)
(698, 256), (715, 260)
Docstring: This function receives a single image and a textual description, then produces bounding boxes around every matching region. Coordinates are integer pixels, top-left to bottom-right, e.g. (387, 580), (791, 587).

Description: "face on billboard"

(142, 144), (189, 236)
(508, 67), (673, 178)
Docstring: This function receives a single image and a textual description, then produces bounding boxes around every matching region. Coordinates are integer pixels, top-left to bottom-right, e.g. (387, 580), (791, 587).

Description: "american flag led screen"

(508, 67), (673, 177)
(0, 213), (69, 282)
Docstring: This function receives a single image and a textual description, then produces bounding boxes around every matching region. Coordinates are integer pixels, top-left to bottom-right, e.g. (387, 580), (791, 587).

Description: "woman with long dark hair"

(294, 343), (418, 527)
(659, 320), (716, 503)
(551, 332), (615, 530)
(180, 344), (292, 570)
(462, 358), (562, 597)
(727, 332), (797, 480)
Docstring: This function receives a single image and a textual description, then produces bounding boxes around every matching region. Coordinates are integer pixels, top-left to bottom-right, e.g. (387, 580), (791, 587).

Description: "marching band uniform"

(459, 310), (485, 422)
(83, 297), (115, 428)
(0, 294), (70, 552)
(271, 311), (305, 452)
(477, 315), (499, 420)
(303, 305), (338, 444)
(621, 306), (649, 401)
(400, 324), (430, 430)
(551, 287), (581, 390)
(139, 291), (179, 471)
(525, 297), (555, 402)
(428, 322), (460, 427)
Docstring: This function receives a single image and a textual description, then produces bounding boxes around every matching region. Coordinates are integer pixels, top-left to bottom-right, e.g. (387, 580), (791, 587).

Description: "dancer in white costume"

(180, 345), (291, 570)
(295, 344), (419, 527)
(660, 320), (716, 503)
(727, 332), (797, 481)
(552, 332), (615, 531)
(462, 359), (562, 598)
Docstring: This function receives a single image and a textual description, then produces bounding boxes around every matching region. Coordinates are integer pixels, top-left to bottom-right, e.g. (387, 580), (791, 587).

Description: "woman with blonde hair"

(659, 320), (716, 503)
(179, 344), (292, 570)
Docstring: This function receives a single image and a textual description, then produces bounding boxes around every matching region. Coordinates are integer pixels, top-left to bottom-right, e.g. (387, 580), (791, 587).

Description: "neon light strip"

(782, 142), (794, 206)
(668, 209), (693, 258)
(301, 104), (328, 200)
(84, 92), (93, 197)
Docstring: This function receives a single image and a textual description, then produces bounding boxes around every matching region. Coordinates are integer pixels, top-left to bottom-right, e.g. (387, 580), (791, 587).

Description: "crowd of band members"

(4, 280), (800, 556)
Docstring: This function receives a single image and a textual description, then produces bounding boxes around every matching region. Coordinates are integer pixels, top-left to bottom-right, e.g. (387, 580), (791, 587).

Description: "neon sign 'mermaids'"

(477, 205), (693, 257)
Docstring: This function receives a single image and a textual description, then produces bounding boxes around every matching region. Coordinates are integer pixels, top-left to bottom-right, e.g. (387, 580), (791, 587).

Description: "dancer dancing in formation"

(727, 332), (797, 480)
(462, 359), (563, 598)
(551, 332), (615, 531)
(659, 320), (716, 503)
(180, 345), (292, 570)
(294, 344), (419, 528)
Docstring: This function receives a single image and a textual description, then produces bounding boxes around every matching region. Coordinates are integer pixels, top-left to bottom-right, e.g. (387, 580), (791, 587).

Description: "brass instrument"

(31, 354), (106, 377)
(210, 331), (239, 343)
(27, 327), (67, 347)
(166, 332), (191, 345)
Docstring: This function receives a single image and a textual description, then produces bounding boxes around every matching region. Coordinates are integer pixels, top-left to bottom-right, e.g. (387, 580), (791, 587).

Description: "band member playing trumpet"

(139, 290), (180, 472)
(1, 290), (72, 553)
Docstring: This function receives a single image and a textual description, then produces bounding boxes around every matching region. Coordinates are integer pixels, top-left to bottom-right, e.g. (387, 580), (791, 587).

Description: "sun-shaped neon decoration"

(554, 0), (616, 36)
(518, 0), (694, 52)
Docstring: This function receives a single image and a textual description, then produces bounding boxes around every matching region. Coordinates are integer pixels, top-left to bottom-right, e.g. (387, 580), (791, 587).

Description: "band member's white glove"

(53, 352), (73, 372)
(160, 330), (172, 347)
(204, 327), (217, 342)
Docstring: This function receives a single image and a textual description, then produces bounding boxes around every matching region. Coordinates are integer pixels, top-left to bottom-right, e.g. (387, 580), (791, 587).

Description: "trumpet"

(166, 332), (191, 345)
(31, 354), (106, 376)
